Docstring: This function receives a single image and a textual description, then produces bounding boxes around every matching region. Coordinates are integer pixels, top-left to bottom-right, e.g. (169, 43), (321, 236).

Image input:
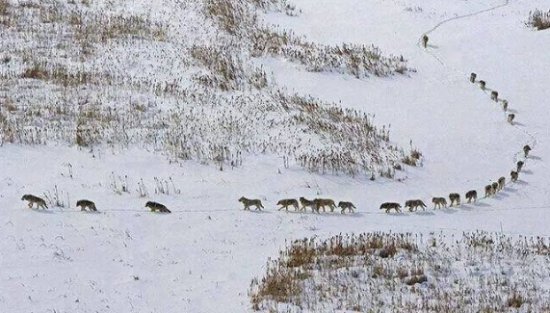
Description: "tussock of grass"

(250, 232), (550, 312)
(527, 9), (550, 30)
(205, 0), (412, 78)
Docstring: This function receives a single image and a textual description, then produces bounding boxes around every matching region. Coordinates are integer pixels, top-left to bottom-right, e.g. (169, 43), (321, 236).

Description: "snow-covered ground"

(0, 0), (549, 312)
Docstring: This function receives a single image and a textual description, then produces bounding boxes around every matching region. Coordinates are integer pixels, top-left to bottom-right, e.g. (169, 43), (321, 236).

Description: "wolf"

(510, 171), (519, 182)
(405, 199), (427, 212)
(76, 199), (97, 212)
(380, 202), (401, 213)
(277, 199), (299, 211)
(491, 182), (499, 193)
(432, 197), (447, 209)
(498, 177), (506, 191)
(523, 145), (531, 157)
(449, 193), (460, 207)
(299, 197), (316, 212)
(491, 91), (499, 102)
(313, 198), (336, 213)
(145, 201), (171, 213)
(337, 201), (356, 214)
(422, 34), (429, 48)
(21, 194), (48, 209)
(479, 80), (486, 90)
(465, 190), (477, 203)
(507, 114), (515, 124)
(238, 197), (263, 211)
(502, 100), (508, 112)
(516, 160), (524, 172)
(470, 73), (477, 83)
(485, 185), (494, 197)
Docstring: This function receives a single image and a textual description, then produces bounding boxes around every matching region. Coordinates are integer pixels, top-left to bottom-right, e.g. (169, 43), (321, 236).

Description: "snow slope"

(0, 0), (549, 312)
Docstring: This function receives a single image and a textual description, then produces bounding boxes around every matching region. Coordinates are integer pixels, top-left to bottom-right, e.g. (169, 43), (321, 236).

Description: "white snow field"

(0, 0), (549, 312)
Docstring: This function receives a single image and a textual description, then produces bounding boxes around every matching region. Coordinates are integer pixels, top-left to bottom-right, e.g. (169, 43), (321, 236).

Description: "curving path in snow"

(419, 0), (539, 203)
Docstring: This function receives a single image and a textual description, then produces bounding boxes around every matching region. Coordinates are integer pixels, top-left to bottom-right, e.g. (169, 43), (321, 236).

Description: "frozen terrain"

(0, 0), (549, 312)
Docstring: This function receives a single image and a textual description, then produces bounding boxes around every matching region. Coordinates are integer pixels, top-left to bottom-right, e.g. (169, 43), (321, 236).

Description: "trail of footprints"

(379, 72), (533, 214)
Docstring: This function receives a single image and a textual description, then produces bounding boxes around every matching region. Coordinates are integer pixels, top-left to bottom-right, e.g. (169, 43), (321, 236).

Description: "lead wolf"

(21, 194), (48, 209)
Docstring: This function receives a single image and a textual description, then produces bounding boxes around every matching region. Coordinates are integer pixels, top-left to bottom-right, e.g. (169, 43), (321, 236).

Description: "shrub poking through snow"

(526, 9), (550, 30)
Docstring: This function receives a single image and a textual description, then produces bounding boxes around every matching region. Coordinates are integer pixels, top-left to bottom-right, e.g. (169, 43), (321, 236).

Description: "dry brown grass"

(527, 9), (550, 30)
(205, 0), (411, 79)
(205, 0), (247, 35)
(250, 232), (550, 312)
(0, 0), (9, 16)
(506, 293), (525, 308)
(402, 149), (422, 167)
(0, 0), (412, 176)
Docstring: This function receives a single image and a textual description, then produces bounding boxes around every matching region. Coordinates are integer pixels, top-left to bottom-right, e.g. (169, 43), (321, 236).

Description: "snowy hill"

(0, 0), (549, 312)
(0, 0), (411, 176)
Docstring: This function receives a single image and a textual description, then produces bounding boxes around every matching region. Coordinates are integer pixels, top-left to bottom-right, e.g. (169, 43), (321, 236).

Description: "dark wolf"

(21, 194), (48, 209)
(405, 199), (427, 212)
(432, 197), (447, 209)
(337, 201), (356, 214)
(380, 202), (401, 213)
(145, 201), (171, 213)
(449, 193), (460, 207)
(76, 199), (97, 212)
(465, 190), (477, 203)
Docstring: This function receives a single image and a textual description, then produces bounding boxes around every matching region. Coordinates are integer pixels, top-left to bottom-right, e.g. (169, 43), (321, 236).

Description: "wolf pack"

(19, 69), (534, 217)
(376, 151), (530, 214)
(379, 68), (533, 213)
(238, 197), (356, 214)
(21, 195), (172, 214)
(469, 72), (518, 125)
(20, 143), (531, 216)
(20, 193), (355, 215)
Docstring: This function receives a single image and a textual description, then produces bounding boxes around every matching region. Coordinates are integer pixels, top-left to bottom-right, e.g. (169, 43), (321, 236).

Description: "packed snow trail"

(419, 0), (510, 66)
(417, 0), (539, 204)
(421, 0), (511, 38)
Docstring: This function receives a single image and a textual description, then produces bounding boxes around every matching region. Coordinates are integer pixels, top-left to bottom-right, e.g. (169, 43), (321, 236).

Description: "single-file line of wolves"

(251, 67), (530, 214)
(20, 40), (534, 216)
